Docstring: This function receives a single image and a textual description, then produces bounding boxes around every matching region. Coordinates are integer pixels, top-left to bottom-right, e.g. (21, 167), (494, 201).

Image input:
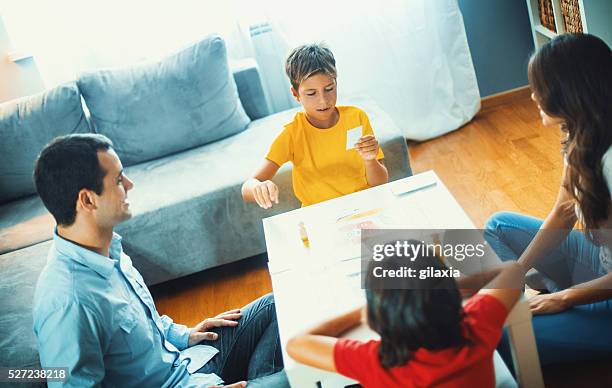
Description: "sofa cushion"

(118, 96), (411, 285)
(0, 82), (90, 204)
(78, 35), (251, 166)
(0, 195), (52, 255)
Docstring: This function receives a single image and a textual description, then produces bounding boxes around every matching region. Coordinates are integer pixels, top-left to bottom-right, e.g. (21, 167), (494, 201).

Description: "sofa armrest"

(231, 59), (271, 120)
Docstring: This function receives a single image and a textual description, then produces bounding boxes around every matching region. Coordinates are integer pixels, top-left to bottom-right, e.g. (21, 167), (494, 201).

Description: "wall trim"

(481, 85), (531, 111)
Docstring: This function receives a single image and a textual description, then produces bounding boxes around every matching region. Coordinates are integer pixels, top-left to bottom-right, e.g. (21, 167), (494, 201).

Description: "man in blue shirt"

(32, 134), (288, 387)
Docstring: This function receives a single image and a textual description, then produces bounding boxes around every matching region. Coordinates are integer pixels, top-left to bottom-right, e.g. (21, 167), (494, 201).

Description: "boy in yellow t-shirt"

(241, 43), (388, 208)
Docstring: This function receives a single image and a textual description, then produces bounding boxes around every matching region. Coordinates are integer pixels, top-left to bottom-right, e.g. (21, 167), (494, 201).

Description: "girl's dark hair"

(365, 241), (468, 369)
(528, 33), (612, 239)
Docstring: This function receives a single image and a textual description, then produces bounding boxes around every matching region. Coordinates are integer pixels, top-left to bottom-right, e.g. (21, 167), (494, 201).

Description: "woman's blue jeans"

(484, 212), (612, 366)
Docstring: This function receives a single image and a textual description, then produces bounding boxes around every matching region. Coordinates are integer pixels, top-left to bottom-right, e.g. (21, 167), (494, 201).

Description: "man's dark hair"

(33, 134), (113, 226)
(365, 240), (469, 369)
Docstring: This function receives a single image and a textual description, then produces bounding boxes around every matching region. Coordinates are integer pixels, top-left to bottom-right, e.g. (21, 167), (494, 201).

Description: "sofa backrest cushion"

(0, 82), (90, 204)
(77, 34), (251, 166)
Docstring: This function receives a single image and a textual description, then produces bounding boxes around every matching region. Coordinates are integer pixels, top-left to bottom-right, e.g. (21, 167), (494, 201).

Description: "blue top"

(33, 231), (222, 387)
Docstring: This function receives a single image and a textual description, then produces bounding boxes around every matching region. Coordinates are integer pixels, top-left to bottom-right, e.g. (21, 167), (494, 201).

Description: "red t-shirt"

(333, 294), (508, 388)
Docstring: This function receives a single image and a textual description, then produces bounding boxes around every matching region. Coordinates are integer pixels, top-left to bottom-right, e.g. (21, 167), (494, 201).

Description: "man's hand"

(188, 309), (242, 347)
(252, 180), (279, 209)
(209, 381), (247, 388)
(355, 135), (379, 161)
(529, 292), (570, 315)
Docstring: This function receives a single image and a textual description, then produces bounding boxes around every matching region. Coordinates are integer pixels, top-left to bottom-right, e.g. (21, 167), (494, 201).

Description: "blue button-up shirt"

(33, 231), (222, 387)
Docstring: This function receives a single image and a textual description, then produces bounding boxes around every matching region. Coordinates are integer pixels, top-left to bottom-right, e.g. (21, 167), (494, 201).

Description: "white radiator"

(249, 22), (298, 114)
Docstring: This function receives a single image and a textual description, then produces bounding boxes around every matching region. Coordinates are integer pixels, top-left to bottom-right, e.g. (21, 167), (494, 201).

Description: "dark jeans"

(484, 211), (612, 366)
(197, 293), (289, 387)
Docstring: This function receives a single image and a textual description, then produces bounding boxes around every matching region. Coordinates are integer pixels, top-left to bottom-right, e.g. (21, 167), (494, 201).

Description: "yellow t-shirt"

(266, 106), (384, 207)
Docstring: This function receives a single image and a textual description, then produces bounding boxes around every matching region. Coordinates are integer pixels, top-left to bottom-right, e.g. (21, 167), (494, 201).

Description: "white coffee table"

(263, 171), (544, 388)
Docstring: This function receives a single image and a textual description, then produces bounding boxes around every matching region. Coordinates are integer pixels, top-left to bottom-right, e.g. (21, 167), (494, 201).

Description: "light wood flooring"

(151, 94), (612, 387)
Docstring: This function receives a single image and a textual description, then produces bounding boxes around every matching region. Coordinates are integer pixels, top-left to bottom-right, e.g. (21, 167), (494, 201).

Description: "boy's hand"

(355, 135), (379, 161)
(252, 180), (279, 209)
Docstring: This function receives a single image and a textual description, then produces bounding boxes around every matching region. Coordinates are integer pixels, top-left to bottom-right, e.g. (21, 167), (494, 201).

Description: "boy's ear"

(290, 87), (300, 102)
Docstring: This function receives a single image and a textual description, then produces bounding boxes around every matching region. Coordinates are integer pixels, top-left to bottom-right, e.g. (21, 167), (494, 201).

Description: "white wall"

(0, 13), (44, 103)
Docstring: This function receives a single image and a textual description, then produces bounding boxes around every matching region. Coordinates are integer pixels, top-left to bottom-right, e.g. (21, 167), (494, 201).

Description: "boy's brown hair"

(285, 43), (337, 90)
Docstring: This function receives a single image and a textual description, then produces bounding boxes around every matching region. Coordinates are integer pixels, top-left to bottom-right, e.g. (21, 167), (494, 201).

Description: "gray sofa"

(0, 35), (411, 379)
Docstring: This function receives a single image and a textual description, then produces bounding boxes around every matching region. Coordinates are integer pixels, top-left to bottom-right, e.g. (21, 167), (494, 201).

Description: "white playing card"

(346, 126), (363, 150)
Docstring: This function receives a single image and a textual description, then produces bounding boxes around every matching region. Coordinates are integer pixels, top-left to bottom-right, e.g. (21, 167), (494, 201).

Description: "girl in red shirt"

(287, 241), (524, 388)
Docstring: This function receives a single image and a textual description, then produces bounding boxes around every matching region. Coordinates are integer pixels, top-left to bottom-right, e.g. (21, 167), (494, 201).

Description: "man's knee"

(246, 293), (275, 313)
(259, 293), (274, 306)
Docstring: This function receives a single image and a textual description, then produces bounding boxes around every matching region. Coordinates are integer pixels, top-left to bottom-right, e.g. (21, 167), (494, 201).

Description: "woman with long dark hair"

(485, 33), (612, 365)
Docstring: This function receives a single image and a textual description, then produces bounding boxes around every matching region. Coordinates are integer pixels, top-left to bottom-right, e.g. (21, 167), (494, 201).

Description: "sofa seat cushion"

(0, 196), (52, 254)
(0, 240), (51, 388)
(78, 34), (250, 166)
(0, 82), (90, 204)
(118, 96), (410, 285)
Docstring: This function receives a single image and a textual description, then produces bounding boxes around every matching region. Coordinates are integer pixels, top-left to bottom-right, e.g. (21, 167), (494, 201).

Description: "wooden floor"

(410, 94), (564, 228)
(151, 95), (612, 387)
